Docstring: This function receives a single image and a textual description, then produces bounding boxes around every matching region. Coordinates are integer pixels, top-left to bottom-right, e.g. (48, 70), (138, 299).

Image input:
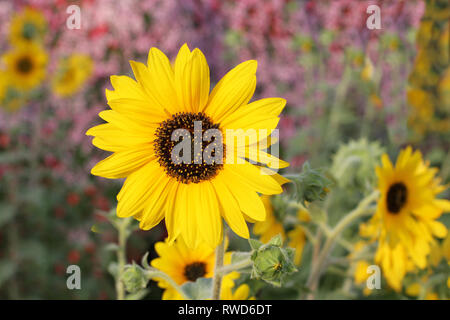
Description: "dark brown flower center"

(154, 112), (223, 184)
(184, 262), (207, 282)
(386, 182), (407, 214)
(16, 57), (33, 74)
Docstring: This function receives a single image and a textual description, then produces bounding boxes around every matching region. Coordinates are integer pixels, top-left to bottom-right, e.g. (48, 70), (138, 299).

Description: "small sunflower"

(87, 44), (289, 248)
(287, 208), (310, 265)
(9, 7), (47, 46)
(361, 147), (450, 291)
(52, 54), (93, 97)
(3, 43), (47, 91)
(150, 238), (239, 300)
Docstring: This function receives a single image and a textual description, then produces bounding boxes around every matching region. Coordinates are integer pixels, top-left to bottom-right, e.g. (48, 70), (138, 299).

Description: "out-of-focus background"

(0, 0), (448, 299)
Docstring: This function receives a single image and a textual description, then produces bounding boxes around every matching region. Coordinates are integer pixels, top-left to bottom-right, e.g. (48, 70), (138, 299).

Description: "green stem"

(116, 220), (130, 300)
(305, 190), (379, 299)
(217, 258), (252, 276)
(211, 230), (225, 300)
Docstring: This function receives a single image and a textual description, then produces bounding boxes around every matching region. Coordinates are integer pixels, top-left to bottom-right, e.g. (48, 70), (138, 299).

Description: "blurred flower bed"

(0, 0), (448, 300)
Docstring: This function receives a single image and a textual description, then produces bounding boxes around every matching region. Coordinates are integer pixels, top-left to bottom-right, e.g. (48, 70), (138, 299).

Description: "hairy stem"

(211, 230), (225, 300)
(305, 190), (379, 299)
(217, 258), (252, 276)
(116, 220), (130, 300)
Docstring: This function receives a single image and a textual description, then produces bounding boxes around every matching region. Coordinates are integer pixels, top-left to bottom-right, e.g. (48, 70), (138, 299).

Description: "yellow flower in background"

(0, 71), (7, 102)
(438, 67), (450, 107)
(408, 0), (449, 135)
(52, 54), (93, 97)
(287, 209), (310, 265)
(253, 195), (286, 243)
(360, 56), (374, 82)
(428, 232), (450, 267)
(87, 44), (289, 248)
(361, 147), (450, 291)
(9, 7), (47, 46)
(150, 238), (239, 300)
(221, 283), (255, 300)
(369, 93), (383, 109)
(3, 43), (47, 91)
(354, 260), (370, 285)
(254, 196), (310, 264)
(405, 276), (440, 300)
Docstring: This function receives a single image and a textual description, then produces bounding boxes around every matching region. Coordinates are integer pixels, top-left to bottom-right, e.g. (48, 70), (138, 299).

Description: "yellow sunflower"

(3, 43), (47, 91)
(253, 195), (286, 243)
(9, 7), (47, 46)
(87, 44), (289, 248)
(150, 237), (240, 300)
(52, 54), (93, 97)
(360, 147), (450, 291)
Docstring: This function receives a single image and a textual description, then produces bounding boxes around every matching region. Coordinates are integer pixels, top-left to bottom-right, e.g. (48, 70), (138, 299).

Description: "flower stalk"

(305, 190), (379, 299)
(211, 228), (226, 300)
(115, 218), (131, 300)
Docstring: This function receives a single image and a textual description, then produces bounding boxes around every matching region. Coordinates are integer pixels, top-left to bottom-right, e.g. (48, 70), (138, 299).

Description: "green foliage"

(180, 278), (213, 300)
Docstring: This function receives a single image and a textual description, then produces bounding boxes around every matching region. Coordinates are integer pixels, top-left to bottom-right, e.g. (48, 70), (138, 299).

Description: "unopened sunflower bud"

(121, 263), (148, 293)
(250, 235), (297, 287)
(290, 162), (332, 205)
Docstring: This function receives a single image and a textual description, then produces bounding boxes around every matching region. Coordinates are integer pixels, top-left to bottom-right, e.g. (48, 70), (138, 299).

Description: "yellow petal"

(205, 60), (257, 123)
(116, 161), (167, 218)
(197, 181), (222, 248)
(108, 98), (167, 125)
(225, 162), (283, 195)
(175, 48), (210, 113)
(221, 98), (286, 129)
(164, 180), (182, 244)
(91, 146), (155, 179)
(219, 170), (266, 221)
(212, 176), (249, 238)
(146, 47), (178, 113)
(106, 75), (149, 101)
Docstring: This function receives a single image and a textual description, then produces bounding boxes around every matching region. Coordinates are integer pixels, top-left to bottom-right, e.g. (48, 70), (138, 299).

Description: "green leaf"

(125, 289), (149, 300)
(268, 234), (283, 246)
(231, 251), (252, 265)
(248, 239), (263, 250)
(0, 260), (16, 288)
(180, 277), (213, 300)
(0, 204), (15, 228)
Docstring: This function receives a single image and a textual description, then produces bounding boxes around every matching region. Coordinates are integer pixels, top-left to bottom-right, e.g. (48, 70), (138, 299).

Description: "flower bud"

(121, 264), (148, 293)
(250, 235), (297, 287)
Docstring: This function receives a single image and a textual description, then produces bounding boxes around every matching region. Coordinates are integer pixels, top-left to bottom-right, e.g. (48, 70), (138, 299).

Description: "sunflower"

(3, 43), (47, 91)
(253, 195), (286, 243)
(9, 7), (47, 46)
(360, 147), (450, 291)
(52, 54), (93, 97)
(87, 44), (289, 248)
(150, 237), (240, 300)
